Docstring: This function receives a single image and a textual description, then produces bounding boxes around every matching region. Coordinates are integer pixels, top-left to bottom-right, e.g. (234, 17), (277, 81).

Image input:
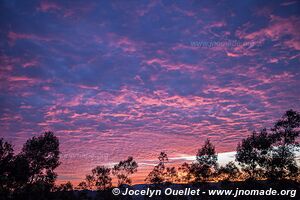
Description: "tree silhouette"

(91, 166), (112, 190)
(235, 129), (274, 180)
(54, 181), (76, 200)
(236, 110), (300, 181)
(10, 155), (30, 189)
(0, 138), (14, 198)
(218, 161), (240, 182)
(1, 132), (60, 199)
(191, 139), (218, 182)
(145, 152), (169, 184)
(84, 174), (95, 190)
(21, 131), (60, 188)
(178, 162), (193, 183)
(158, 152), (168, 164)
(56, 181), (73, 192)
(145, 165), (164, 184)
(77, 181), (88, 190)
(273, 109), (300, 145)
(196, 139), (217, 167)
(267, 109), (300, 179)
(112, 156), (138, 186)
(164, 166), (178, 183)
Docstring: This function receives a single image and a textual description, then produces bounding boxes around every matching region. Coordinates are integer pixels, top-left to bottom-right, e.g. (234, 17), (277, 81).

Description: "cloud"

(1, 0), (300, 185)
(37, 1), (61, 12)
(237, 15), (300, 51)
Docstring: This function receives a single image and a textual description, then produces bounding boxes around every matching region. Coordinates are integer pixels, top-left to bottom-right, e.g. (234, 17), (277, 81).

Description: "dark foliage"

(236, 110), (300, 180)
(191, 139), (218, 182)
(145, 152), (169, 184)
(0, 131), (60, 200)
(0, 138), (14, 199)
(218, 161), (240, 181)
(236, 129), (274, 179)
(112, 156), (138, 186)
(267, 109), (300, 179)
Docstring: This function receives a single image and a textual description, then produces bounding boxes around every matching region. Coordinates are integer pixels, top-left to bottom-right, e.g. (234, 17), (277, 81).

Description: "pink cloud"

(143, 57), (204, 72)
(226, 52), (240, 57)
(106, 33), (140, 53)
(38, 1), (61, 12)
(8, 31), (54, 45)
(237, 15), (300, 51)
(9, 76), (37, 82)
(22, 60), (39, 68)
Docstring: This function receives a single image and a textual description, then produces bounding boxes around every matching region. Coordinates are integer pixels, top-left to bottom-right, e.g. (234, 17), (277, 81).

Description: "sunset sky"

(1, 0), (300, 185)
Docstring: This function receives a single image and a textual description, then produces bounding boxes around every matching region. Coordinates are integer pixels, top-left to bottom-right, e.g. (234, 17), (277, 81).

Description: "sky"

(0, 0), (300, 185)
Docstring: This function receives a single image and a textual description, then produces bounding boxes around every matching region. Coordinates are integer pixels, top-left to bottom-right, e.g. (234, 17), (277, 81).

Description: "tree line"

(1, 109), (299, 199)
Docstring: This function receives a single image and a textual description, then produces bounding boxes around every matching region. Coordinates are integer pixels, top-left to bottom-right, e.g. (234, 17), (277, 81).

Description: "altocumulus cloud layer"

(0, 0), (300, 184)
